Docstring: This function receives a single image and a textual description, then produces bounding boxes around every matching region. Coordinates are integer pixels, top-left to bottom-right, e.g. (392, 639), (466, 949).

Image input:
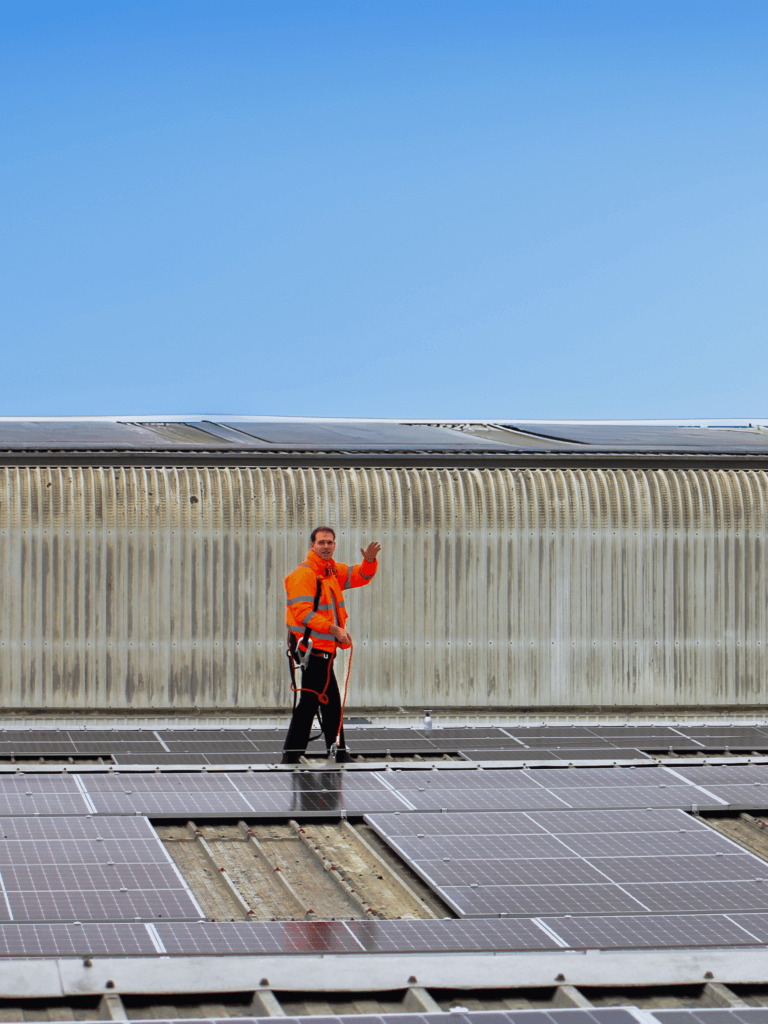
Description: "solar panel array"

(3, 723), (768, 765)
(14, 1010), (765, 1024)
(2, 417), (768, 455)
(376, 765), (720, 814)
(0, 762), (766, 818)
(66, 1011), (768, 1024)
(0, 814), (201, 923)
(652, 1013), (768, 1024)
(5, 909), (768, 957)
(77, 769), (409, 815)
(1, 738), (768, 958)
(511, 422), (768, 452)
(365, 806), (768, 919)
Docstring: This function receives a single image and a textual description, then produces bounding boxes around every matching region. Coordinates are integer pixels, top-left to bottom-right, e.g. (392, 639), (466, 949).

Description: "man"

(282, 527), (381, 764)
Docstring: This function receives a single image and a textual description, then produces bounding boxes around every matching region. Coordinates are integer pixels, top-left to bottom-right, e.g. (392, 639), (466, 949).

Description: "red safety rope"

(290, 650), (333, 705)
(334, 642), (353, 749)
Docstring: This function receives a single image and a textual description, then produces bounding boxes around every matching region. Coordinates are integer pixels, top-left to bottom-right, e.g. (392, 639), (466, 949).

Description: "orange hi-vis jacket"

(285, 548), (378, 655)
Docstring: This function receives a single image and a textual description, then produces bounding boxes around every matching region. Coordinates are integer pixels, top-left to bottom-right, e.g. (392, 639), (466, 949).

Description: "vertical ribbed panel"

(0, 466), (765, 710)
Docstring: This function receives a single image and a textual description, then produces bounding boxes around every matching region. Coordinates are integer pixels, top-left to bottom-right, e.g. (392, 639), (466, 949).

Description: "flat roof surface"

(0, 724), (767, 966)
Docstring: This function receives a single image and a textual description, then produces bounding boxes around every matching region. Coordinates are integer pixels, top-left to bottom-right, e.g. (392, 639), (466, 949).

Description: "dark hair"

(310, 526), (336, 543)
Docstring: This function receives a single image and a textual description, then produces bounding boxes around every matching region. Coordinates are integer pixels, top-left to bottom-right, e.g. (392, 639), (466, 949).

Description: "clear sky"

(2, 1), (766, 419)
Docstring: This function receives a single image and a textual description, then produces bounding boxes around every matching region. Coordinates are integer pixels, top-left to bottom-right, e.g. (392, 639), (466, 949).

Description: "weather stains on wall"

(0, 466), (765, 711)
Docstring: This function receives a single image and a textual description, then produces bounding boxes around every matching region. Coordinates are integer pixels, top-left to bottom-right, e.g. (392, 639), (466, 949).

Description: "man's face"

(311, 531), (336, 561)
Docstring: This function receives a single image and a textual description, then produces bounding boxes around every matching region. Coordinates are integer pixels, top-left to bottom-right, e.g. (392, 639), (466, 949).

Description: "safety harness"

(285, 571), (335, 757)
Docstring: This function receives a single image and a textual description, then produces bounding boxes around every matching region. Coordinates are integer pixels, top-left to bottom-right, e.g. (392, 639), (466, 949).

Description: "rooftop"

(0, 417), (767, 458)
(1, 722), (768, 1020)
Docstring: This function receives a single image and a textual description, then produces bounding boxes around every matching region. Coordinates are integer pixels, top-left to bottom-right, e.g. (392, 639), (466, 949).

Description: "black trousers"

(282, 652), (347, 762)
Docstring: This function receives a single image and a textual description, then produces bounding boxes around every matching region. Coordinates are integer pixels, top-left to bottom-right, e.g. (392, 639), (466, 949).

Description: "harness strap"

(299, 570), (322, 655)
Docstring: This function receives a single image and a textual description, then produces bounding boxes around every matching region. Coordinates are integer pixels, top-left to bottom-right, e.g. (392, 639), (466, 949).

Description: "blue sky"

(2, 1), (766, 419)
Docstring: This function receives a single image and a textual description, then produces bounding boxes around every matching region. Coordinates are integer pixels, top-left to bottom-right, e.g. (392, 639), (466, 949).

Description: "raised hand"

(361, 541), (381, 563)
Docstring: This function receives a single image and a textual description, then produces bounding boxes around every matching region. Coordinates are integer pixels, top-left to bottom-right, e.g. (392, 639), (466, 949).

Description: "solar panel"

(514, 738), (616, 748)
(162, 740), (259, 752)
(0, 922), (158, 956)
(420, 728), (516, 740)
(0, 419), (234, 448)
(652, 1012), (768, 1024)
(335, 729), (418, 741)
(85, 791), (256, 814)
(75, 741), (166, 752)
(511, 423), (768, 450)
(460, 748), (653, 761)
(0, 774), (84, 790)
(505, 727), (600, 737)
(670, 766), (768, 786)
(214, 419), (501, 449)
(80, 772), (258, 814)
(0, 790), (90, 816)
(725, 914), (768, 942)
(682, 727), (768, 739)
(344, 740), (442, 754)
(390, 770), (545, 791)
(588, 727), (686, 738)
(84, 773), (238, 791)
(231, 773), (304, 791)
(364, 811), (549, 837)
(202, 753), (286, 766)
(640, 740), (710, 751)
(530, 768), (665, 788)
(0, 862), (183, 892)
(8, 887), (200, 922)
(346, 917), (559, 953)
(402, 788), (572, 812)
(381, 833), (578, 862)
(555, 830), (742, 859)
(112, 754), (209, 765)
(584, 855), (765, 884)
(427, 738), (521, 750)
(542, 913), (764, 949)
(0, 741), (79, 753)
(528, 807), (704, 833)
(621, 880), (768, 914)
(416, 856), (609, 887)
(63, 731), (150, 742)
(690, 785), (768, 808)
(0, 838), (170, 866)
(156, 919), (364, 954)
(442, 882), (647, 917)
(0, 815), (157, 840)
(545, 786), (704, 810)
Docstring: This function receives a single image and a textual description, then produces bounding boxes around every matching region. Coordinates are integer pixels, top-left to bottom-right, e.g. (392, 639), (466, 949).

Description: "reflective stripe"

(289, 625), (336, 642)
(360, 567), (374, 580)
(310, 627), (336, 641)
(287, 595), (314, 606)
(301, 611), (315, 626)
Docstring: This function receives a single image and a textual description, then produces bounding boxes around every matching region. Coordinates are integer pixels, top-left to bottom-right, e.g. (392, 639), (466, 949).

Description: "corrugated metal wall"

(0, 466), (765, 711)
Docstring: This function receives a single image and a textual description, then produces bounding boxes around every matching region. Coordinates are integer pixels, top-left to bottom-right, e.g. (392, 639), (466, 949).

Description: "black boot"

(281, 751), (301, 764)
